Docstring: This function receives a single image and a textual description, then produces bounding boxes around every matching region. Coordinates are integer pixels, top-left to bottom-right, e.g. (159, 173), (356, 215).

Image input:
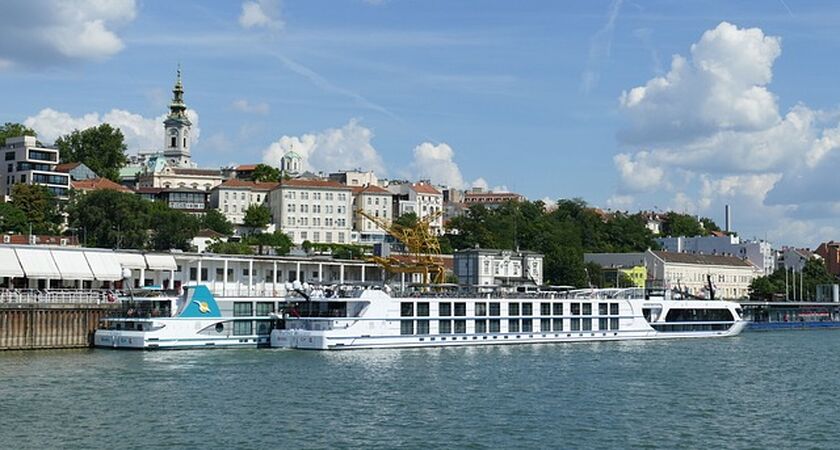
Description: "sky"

(1, 0), (840, 248)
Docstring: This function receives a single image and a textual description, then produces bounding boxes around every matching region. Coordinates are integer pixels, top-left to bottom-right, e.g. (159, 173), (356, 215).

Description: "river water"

(1, 330), (837, 449)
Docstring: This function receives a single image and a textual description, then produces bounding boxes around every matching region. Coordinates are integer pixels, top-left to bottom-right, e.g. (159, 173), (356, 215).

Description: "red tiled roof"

(410, 182), (441, 195)
(279, 179), (351, 190)
(235, 164), (258, 171)
(72, 178), (133, 193)
(217, 179), (279, 190)
(351, 185), (392, 195)
(54, 162), (81, 173)
(196, 228), (225, 238)
(172, 168), (222, 176)
(3, 235), (80, 246)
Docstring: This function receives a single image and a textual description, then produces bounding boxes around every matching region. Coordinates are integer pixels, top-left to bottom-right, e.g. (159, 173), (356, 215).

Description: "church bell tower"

(163, 66), (193, 167)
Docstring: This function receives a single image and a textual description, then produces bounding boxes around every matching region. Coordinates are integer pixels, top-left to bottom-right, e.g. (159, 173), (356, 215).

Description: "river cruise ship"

(94, 286), (281, 350)
(271, 286), (747, 350)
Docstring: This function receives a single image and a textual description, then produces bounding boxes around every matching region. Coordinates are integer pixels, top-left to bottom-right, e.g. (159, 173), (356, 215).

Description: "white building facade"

(210, 179), (277, 225)
(388, 181), (444, 235)
(269, 179), (353, 245)
(351, 185), (393, 244)
(1, 136), (70, 200)
(454, 248), (544, 289)
(657, 234), (775, 275)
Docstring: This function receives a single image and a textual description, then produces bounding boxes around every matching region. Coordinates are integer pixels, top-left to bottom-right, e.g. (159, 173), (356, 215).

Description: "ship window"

(475, 302), (487, 316)
(454, 302), (466, 316)
(571, 303), (580, 315)
(489, 319), (501, 333)
(215, 323), (224, 333)
(540, 318), (551, 331)
(599, 318), (608, 330)
(401, 320), (414, 335)
(189, 267), (197, 281)
(665, 308), (734, 322)
(475, 320), (487, 333)
(234, 302), (252, 317)
(522, 303), (532, 316)
(540, 303), (550, 316)
(439, 302), (451, 316)
(439, 320), (451, 334)
(553, 303), (563, 315)
(417, 320), (429, 335)
(454, 320), (466, 334)
(571, 318), (581, 331)
(610, 318), (619, 330)
(256, 302), (274, 316)
(553, 318), (563, 331)
(599, 303), (608, 316)
(522, 319), (533, 332)
(417, 302), (429, 317)
(508, 319), (520, 332)
(610, 303), (619, 315)
(489, 303), (500, 316)
(583, 303), (592, 315)
(508, 303), (519, 316)
(582, 318), (592, 331)
(234, 320), (252, 336)
(400, 302), (414, 317)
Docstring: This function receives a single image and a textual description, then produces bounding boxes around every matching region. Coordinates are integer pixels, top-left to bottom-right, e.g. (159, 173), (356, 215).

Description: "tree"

(699, 217), (721, 234)
(207, 240), (254, 255)
(0, 122), (36, 143)
(748, 258), (837, 301)
(10, 184), (61, 234)
(201, 209), (234, 236)
(251, 164), (281, 182)
(394, 212), (419, 228)
(243, 204), (271, 229)
(56, 124), (128, 181)
(66, 190), (150, 248)
(661, 212), (704, 237)
(0, 203), (28, 233)
(243, 231), (293, 255)
(148, 202), (200, 251)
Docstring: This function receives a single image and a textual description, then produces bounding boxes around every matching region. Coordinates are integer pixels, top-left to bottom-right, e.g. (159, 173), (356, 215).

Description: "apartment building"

(351, 184), (393, 243)
(210, 179), (278, 225)
(387, 181), (444, 235)
(657, 234), (775, 275)
(269, 179), (353, 245)
(1, 136), (70, 200)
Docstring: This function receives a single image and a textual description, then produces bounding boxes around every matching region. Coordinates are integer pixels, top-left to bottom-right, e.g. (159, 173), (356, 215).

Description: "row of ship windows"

(400, 302), (621, 317)
(399, 318), (620, 335)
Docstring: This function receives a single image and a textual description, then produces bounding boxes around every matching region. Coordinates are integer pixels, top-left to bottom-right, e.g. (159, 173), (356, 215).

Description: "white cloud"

(232, 99), (270, 115)
(239, 0), (284, 30)
(611, 21), (840, 246)
(24, 107), (200, 152)
(261, 119), (386, 175)
(410, 142), (466, 189)
(606, 194), (634, 210)
(0, 0), (136, 68)
(471, 177), (489, 190)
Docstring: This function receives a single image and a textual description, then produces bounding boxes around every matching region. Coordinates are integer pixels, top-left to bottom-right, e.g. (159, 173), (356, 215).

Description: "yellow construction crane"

(356, 209), (446, 285)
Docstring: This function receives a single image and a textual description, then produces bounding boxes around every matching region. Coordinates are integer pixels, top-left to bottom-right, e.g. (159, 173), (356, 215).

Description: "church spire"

(168, 64), (189, 121)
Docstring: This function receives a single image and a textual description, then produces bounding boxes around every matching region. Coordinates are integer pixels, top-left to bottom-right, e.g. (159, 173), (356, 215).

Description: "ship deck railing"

(0, 289), (111, 304)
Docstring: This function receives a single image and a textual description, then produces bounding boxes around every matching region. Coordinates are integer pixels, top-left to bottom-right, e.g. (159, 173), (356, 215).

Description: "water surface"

(1, 331), (836, 449)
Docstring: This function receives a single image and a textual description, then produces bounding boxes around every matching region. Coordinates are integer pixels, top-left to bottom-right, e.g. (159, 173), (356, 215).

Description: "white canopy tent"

(51, 249), (95, 280)
(0, 247), (24, 278)
(15, 248), (61, 279)
(84, 251), (123, 281)
(115, 252), (146, 270)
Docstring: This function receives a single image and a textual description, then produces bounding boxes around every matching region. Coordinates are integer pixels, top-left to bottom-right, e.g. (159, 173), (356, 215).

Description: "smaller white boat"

(94, 285), (278, 350)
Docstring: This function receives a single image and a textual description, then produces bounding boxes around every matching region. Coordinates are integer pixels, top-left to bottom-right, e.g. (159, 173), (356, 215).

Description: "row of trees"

(748, 259), (836, 301)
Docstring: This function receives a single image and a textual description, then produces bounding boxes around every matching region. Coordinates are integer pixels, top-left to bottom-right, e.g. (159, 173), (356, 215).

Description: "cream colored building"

(269, 179), (353, 245)
(351, 184), (393, 243)
(210, 179), (277, 225)
(137, 166), (222, 191)
(329, 170), (379, 188)
(387, 181), (444, 235)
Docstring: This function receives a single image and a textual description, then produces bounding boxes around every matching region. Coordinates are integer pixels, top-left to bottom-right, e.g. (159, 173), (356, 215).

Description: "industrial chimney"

(724, 204), (731, 233)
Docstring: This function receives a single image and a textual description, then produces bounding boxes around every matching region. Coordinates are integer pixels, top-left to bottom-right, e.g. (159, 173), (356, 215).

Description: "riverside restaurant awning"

(145, 254), (177, 271)
(84, 251), (123, 281)
(115, 252), (146, 270)
(14, 248), (60, 279)
(51, 249), (95, 280)
(0, 247), (24, 278)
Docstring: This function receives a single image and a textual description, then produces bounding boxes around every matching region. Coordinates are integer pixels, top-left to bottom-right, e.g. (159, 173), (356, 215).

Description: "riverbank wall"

(0, 303), (118, 350)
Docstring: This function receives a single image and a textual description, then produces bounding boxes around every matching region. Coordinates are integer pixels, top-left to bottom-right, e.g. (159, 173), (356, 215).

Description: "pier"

(0, 295), (119, 350)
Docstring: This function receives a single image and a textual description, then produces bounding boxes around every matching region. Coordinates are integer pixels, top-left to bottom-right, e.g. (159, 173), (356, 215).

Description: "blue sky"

(2, 0), (840, 247)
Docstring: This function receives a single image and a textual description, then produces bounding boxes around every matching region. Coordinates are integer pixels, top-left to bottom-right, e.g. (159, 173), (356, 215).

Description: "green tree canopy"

(10, 184), (61, 234)
(66, 189), (150, 248)
(251, 164), (281, 182)
(201, 209), (234, 236)
(661, 212), (705, 237)
(749, 258), (837, 301)
(243, 231), (293, 255)
(148, 202), (200, 251)
(0, 203), (29, 234)
(243, 204), (271, 229)
(56, 124), (128, 181)
(0, 122), (36, 143)
(207, 239), (254, 255)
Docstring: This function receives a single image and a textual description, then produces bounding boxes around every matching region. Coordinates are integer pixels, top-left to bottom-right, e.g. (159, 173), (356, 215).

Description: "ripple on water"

(1, 332), (840, 449)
